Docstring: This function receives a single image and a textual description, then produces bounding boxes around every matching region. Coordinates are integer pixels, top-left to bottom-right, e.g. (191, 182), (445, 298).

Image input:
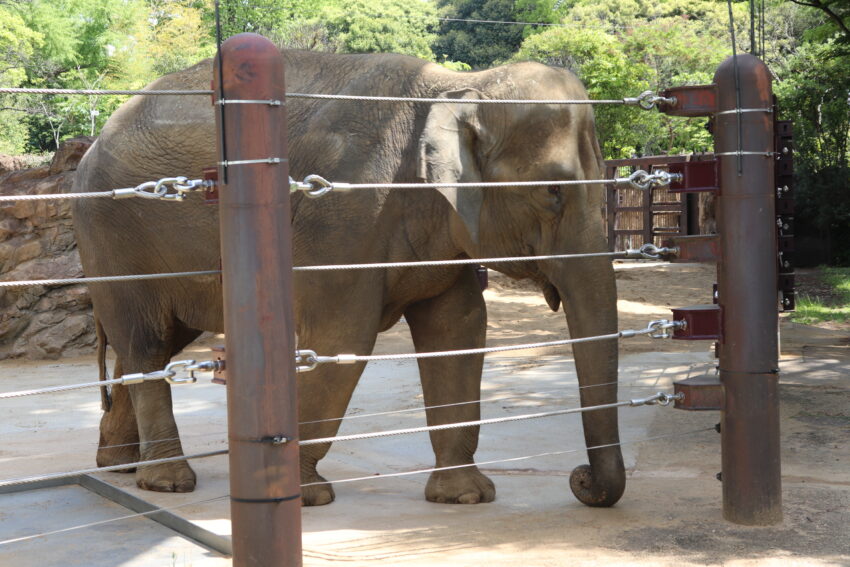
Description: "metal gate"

(604, 154), (713, 251)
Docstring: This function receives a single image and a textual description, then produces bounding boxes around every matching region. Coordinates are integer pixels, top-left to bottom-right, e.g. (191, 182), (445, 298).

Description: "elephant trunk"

(543, 253), (626, 507)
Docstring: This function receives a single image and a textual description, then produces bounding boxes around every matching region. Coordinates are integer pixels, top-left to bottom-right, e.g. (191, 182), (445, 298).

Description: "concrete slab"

(0, 484), (227, 566)
(0, 326), (847, 566)
(0, 349), (715, 563)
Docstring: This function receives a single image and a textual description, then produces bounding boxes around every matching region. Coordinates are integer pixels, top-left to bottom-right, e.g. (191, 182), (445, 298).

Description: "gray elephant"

(72, 47), (622, 507)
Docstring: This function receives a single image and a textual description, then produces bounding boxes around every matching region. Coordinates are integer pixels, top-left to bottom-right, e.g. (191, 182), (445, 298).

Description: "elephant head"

(418, 73), (625, 507)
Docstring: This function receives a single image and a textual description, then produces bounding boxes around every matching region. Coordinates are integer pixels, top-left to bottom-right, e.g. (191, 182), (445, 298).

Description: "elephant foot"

(569, 464), (625, 507)
(96, 442), (140, 472)
(136, 461), (197, 493)
(426, 467), (495, 504)
(301, 473), (335, 506)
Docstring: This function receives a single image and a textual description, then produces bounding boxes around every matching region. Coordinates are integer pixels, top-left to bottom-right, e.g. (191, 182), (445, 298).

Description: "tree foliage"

(0, 0), (846, 263)
(774, 10), (850, 263)
(513, 0), (736, 157)
(434, 0), (527, 68)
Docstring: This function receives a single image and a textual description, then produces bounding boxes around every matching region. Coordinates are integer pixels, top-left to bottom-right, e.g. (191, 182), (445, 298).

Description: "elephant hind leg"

(96, 358), (140, 470)
(405, 268), (495, 504)
(96, 323), (203, 471)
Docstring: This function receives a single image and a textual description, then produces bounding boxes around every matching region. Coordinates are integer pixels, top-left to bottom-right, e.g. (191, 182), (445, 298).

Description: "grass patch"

(791, 267), (850, 325)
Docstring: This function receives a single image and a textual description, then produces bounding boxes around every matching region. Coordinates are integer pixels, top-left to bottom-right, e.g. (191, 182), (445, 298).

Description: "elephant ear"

(418, 89), (487, 244)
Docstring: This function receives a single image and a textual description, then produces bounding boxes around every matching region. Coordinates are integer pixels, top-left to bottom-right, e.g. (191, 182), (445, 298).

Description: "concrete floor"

(0, 332), (848, 566)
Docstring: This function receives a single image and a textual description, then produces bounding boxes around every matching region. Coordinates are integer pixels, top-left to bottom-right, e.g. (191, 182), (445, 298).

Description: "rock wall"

(0, 138), (96, 359)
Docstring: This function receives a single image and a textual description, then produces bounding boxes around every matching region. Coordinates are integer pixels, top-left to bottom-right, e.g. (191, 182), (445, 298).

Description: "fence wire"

(0, 427), (714, 547)
(0, 392), (679, 490)
(0, 87), (673, 110)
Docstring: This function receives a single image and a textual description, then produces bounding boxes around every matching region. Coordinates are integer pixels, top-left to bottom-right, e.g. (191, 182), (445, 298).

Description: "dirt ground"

(373, 261), (716, 357)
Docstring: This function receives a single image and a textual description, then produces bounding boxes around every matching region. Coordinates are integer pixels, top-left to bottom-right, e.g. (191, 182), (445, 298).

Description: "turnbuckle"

(629, 392), (685, 406)
(624, 169), (684, 190)
(624, 90), (678, 111)
(296, 350), (319, 372)
(120, 359), (223, 386)
(624, 243), (680, 260)
(112, 177), (207, 201)
(645, 319), (685, 339)
(290, 175), (352, 199)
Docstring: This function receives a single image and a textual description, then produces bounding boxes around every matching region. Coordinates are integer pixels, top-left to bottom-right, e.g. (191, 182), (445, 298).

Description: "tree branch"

(0, 106), (61, 119)
(790, 0), (850, 41)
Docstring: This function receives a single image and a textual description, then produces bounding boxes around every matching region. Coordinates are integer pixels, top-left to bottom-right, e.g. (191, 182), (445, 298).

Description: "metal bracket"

(661, 235), (720, 264)
(774, 118), (795, 312)
(671, 304), (722, 341)
(211, 345), (227, 385)
(658, 85), (717, 117)
(673, 375), (723, 410)
(203, 167), (219, 204)
(668, 160), (719, 193)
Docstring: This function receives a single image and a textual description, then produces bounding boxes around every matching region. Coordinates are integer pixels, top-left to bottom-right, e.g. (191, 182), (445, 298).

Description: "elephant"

(71, 45), (623, 507)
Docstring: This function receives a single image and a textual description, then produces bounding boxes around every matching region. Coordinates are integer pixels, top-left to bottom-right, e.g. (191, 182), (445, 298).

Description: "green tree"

(315, 0), (438, 59)
(206, 0), (285, 38)
(513, 9), (729, 157)
(775, 19), (850, 263)
(144, 1), (215, 75)
(0, 4), (43, 153)
(434, 0), (528, 68)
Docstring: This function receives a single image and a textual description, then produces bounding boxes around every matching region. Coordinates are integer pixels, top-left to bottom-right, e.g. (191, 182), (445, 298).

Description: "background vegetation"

(0, 0), (847, 262)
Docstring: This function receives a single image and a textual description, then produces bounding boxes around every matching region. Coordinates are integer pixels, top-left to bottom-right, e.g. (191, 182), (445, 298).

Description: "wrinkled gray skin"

(72, 49), (623, 507)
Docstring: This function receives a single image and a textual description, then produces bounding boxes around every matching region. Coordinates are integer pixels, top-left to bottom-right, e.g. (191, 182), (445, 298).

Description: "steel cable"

(300, 376), (679, 425)
(0, 270), (221, 289)
(301, 427), (715, 487)
(0, 87), (212, 96)
(0, 449), (228, 490)
(0, 87), (673, 109)
(0, 427), (714, 547)
(0, 392), (681, 489)
(299, 392), (680, 447)
(0, 191), (117, 202)
(0, 244), (672, 289)
(299, 320), (680, 370)
(0, 495), (230, 547)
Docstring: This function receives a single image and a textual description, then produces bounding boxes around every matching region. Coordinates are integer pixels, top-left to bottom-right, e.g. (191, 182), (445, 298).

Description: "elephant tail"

(96, 317), (112, 412)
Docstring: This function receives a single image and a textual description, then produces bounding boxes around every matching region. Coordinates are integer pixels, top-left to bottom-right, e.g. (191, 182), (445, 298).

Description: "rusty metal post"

(714, 54), (782, 525)
(214, 34), (302, 564)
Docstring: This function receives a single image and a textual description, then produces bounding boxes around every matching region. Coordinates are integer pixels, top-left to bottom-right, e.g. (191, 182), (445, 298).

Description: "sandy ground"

(0, 262), (848, 566)
(374, 261), (714, 357)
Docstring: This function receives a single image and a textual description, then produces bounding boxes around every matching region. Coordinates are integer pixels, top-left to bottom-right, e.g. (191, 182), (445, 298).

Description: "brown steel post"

(714, 54), (782, 525)
(214, 34), (303, 564)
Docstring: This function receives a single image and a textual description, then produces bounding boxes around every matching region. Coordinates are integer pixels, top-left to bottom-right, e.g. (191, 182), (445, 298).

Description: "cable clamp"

(624, 243), (679, 260)
(220, 158), (283, 167)
(623, 90), (677, 110)
(645, 319), (685, 339)
(112, 176), (208, 201)
(629, 392), (684, 406)
(621, 169), (683, 190)
(296, 350), (319, 372)
(714, 107), (773, 116)
(119, 359), (223, 386)
(290, 175), (353, 198)
(215, 99), (282, 106)
(296, 350), (359, 371)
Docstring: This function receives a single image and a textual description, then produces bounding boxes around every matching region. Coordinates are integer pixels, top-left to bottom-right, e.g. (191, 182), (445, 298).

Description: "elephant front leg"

(405, 269), (495, 504)
(297, 361), (370, 507)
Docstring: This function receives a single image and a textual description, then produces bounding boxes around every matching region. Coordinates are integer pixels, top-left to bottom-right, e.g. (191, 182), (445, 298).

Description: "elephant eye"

(547, 185), (562, 196)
